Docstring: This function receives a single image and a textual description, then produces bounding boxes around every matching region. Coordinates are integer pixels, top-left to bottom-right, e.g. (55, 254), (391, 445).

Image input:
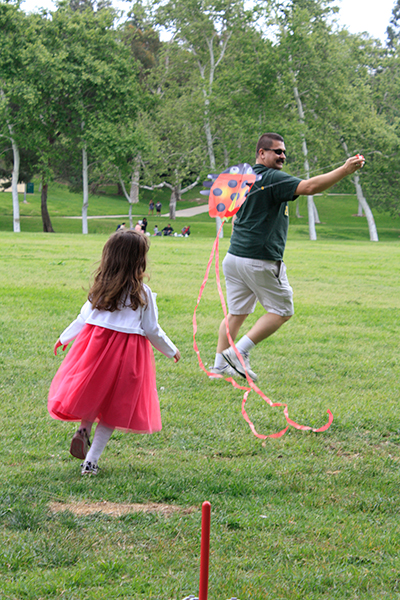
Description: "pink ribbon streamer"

(193, 222), (333, 439)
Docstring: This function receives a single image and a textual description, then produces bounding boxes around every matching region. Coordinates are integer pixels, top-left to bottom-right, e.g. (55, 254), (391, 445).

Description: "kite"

(200, 163), (262, 219)
(193, 163), (334, 439)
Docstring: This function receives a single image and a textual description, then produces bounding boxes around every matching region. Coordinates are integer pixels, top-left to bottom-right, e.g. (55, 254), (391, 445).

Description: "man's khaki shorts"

(222, 253), (294, 317)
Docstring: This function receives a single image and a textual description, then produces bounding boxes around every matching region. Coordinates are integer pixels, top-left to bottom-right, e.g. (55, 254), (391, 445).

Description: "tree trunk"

(169, 185), (179, 220)
(0, 90), (20, 232)
(341, 140), (378, 241)
(41, 178), (54, 233)
(354, 174), (378, 241)
(82, 143), (89, 235)
(203, 97), (216, 170)
(128, 203), (133, 229)
(292, 75), (318, 238)
(307, 197), (316, 241)
(312, 199), (320, 224)
(129, 154), (141, 205)
(10, 133), (20, 233)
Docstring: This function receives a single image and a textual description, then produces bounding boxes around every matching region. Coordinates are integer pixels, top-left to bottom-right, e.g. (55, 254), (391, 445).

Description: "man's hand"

(173, 350), (181, 363)
(343, 154), (365, 175)
(54, 340), (68, 356)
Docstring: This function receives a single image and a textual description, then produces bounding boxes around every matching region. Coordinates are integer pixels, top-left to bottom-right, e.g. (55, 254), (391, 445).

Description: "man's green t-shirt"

(228, 164), (302, 261)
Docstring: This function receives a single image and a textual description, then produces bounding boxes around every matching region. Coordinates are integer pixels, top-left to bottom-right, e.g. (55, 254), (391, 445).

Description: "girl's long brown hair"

(89, 230), (149, 312)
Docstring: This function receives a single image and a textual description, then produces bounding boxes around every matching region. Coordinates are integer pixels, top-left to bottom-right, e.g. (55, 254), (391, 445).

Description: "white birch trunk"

(82, 143), (89, 235)
(354, 174), (378, 241)
(10, 132), (20, 233)
(169, 172), (181, 220)
(118, 171), (133, 228)
(292, 76), (318, 239)
(169, 187), (178, 220)
(0, 89), (20, 232)
(196, 32), (231, 171)
(129, 154), (141, 205)
(341, 140), (378, 242)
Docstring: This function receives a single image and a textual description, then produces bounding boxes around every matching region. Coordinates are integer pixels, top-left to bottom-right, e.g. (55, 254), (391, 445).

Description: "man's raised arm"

(295, 155), (365, 196)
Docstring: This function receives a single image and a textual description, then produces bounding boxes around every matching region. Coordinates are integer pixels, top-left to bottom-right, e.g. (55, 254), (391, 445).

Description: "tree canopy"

(1, 0), (400, 235)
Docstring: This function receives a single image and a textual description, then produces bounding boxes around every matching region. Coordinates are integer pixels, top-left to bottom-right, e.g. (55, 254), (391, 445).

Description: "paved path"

(63, 204), (210, 219)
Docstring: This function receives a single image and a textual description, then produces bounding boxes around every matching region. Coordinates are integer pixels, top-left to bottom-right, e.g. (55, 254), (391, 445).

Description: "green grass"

(0, 225), (400, 598)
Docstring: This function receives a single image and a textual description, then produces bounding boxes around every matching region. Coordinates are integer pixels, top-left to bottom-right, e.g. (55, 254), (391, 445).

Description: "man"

(210, 132), (365, 381)
(162, 223), (174, 236)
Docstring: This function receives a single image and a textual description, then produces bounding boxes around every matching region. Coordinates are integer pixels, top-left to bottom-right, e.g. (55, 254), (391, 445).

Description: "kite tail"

(193, 223), (333, 439)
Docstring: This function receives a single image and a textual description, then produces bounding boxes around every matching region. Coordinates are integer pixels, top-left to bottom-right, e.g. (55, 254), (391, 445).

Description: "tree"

(0, 3), (32, 232)
(29, 5), (141, 233)
(269, 0), (344, 240)
(154, 0), (252, 171)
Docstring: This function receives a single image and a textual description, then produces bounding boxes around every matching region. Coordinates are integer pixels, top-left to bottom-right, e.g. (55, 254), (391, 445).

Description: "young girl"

(48, 230), (180, 475)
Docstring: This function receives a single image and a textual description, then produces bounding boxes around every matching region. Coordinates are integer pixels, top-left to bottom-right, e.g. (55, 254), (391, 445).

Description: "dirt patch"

(49, 501), (195, 517)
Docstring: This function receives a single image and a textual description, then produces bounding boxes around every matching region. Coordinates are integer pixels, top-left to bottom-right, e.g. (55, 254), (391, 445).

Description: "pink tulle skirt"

(48, 325), (161, 433)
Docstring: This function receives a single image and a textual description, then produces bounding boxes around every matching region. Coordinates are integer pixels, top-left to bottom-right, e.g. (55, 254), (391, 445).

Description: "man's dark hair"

(256, 133), (284, 158)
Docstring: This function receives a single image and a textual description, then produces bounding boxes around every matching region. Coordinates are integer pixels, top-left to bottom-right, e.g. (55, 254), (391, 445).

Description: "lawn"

(0, 199), (400, 598)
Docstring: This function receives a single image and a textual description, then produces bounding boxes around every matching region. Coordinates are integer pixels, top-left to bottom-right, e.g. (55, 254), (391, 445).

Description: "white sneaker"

(221, 347), (258, 381)
(208, 364), (235, 379)
(81, 460), (99, 476)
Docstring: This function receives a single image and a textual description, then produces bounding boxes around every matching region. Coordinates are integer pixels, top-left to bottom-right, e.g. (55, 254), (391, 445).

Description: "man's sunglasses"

(262, 148), (286, 156)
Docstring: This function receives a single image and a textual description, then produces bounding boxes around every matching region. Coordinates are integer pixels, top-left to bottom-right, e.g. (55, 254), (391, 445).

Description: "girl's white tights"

(84, 422), (115, 465)
(80, 420), (93, 437)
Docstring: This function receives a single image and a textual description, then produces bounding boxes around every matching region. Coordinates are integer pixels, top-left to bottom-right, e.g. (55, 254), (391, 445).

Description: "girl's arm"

(57, 301), (92, 346)
(141, 290), (178, 358)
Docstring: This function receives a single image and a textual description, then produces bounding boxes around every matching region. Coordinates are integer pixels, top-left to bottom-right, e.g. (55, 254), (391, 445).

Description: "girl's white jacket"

(59, 284), (178, 358)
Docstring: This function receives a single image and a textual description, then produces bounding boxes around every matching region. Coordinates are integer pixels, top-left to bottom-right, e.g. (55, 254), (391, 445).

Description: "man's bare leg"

(217, 312), (290, 353)
(246, 313), (291, 345)
(216, 313), (248, 353)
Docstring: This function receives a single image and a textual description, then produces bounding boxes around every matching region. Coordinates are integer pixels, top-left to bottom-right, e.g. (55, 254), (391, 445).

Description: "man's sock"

(214, 353), (228, 369)
(235, 335), (256, 355)
(84, 423), (114, 465)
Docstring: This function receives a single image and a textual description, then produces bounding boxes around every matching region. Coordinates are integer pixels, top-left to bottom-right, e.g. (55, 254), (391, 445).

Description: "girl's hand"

(173, 350), (181, 363)
(54, 340), (68, 356)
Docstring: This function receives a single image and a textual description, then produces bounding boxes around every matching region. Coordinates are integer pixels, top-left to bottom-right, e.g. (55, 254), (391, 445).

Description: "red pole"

(199, 501), (211, 600)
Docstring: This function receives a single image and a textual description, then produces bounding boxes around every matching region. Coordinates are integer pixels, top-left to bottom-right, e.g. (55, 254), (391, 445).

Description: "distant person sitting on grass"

(181, 226), (190, 236)
(49, 230), (180, 476)
(162, 224), (174, 236)
(209, 132), (365, 382)
(116, 222), (126, 231)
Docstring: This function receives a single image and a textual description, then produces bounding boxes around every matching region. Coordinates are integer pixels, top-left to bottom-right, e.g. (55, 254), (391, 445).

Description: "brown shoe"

(70, 428), (90, 460)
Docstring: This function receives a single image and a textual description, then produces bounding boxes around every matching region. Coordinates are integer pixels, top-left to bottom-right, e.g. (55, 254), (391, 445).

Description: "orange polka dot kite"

(200, 163), (262, 219)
